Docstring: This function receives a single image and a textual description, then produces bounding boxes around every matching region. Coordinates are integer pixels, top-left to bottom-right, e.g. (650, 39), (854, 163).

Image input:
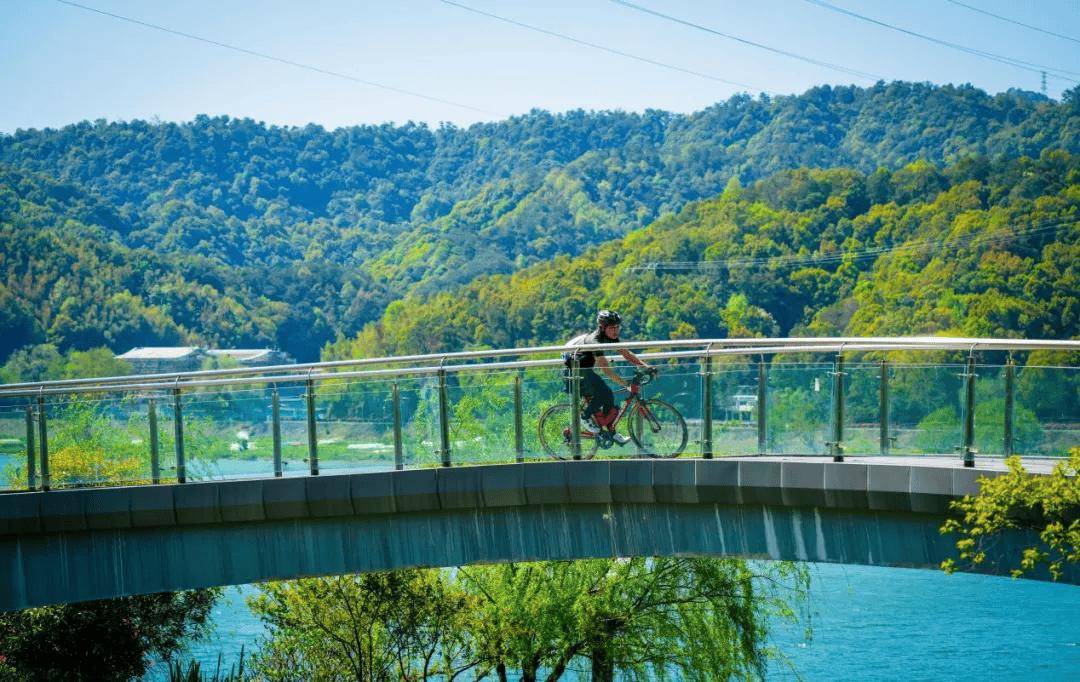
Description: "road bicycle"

(537, 368), (688, 459)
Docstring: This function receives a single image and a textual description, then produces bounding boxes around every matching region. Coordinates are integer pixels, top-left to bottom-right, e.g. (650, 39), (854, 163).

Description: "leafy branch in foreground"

(941, 449), (1080, 580)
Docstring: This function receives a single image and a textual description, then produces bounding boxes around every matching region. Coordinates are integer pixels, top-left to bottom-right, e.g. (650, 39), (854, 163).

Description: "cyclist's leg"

(581, 369), (607, 420)
(583, 370), (616, 426)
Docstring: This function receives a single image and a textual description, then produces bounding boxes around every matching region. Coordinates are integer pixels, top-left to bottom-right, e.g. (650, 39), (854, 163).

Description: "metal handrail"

(0, 337), (1076, 398)
(2, 335), (1075, 397)
(5, 335), (1077, 493)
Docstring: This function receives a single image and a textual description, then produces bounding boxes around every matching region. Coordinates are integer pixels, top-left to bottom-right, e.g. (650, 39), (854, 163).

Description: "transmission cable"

(802, 0), (1080, 82)
(609, 0), (884, 82)
(53, 0), (500, 116)
(631, 218), (1075, 273)
(439, 0), (767, 93)
(945, 0), (1080, 46)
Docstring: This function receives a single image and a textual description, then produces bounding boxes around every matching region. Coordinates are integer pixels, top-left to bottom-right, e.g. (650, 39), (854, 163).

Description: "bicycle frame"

(578, 375), (661, 441)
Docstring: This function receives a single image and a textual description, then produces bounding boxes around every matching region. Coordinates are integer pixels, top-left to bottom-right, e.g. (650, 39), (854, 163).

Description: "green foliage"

(248, 558), (809, 681)
(335, 152), (1078, 363)
(168, 649), (245, 682)
(0, 589), (221, 681)
(249, 570), (476, 681)
(941, 450), (1080, 580)
(2, 83), (1077, 364)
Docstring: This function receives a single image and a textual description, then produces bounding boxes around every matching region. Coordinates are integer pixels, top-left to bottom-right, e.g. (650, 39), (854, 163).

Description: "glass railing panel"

(0, 397), (32, 491)
(973, 365), (1007, 457)
(843, 362), (883, 456)
(41, 392), (152, 488)
(176, 384), (276, 481)
(710, 360), (758, 456)
(1015, 364), (1080, 457)
(765, 362), (832, 456)
(397, 374), (441, 468)
(521, 365), (569, 462)
(633, 356), (700, 459)
(316, 377), (397, 474)
(446, 368), (517, 466)
(887, 363), (964, 455)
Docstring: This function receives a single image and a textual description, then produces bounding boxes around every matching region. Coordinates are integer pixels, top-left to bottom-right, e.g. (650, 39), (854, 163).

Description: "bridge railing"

(0, 337), (1076, 492)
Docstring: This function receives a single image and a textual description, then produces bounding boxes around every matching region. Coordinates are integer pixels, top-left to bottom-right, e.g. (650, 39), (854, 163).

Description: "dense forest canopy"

(327, 152), (1079, 358)
(1, 81), (1078, 367)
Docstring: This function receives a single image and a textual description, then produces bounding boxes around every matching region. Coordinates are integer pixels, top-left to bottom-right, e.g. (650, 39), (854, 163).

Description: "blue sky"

(3, 0), (1079, 132)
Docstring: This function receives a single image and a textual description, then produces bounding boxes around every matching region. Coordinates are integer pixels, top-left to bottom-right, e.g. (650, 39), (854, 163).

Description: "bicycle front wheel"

(538, 403), (598, 460)
(628, 399), (688, 458)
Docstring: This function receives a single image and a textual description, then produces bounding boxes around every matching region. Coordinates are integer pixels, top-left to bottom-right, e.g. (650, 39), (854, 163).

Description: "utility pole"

(1041, 71), (1048, 97)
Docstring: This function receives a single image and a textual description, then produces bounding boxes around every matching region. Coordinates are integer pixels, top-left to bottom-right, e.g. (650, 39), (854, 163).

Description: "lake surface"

(145, 562), (1080, 680)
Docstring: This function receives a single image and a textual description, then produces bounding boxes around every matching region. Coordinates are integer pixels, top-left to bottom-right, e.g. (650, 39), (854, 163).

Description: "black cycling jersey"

(563, 329), (620, 369)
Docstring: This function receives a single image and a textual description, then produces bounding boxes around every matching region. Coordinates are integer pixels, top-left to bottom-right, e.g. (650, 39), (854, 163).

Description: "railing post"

(879, 359), (890, 456)
(271, 387), (283, 477)
(172, 387), (185, 484)
(828, 352), (845, 462)
(756, 357), (767, 456)
(513, 370), (524, 463)
(148, 397), (160, 484)
(569, 356), (582, 460)
(37, 395), (50, 491)
(306, 378), (319, 476)
(24, 402), (36, 491)
(1003, 357), (1015, 457)
(437, 367), (451, 467)
(391, 382), (404, 471)
(700, 351), (713, 459)
(960, 352), (977, 467)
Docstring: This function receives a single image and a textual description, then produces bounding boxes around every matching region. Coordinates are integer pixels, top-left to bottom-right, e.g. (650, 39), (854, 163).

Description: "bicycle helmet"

(596, 309), (622, 328)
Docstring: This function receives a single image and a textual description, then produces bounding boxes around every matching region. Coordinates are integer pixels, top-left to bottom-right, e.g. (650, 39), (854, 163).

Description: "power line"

(631, 219), (1074, 273)
(945, 0), (1080, 46)
(609, 0), (885, 82)
(438, 0), (767, 93)
(53, 0), (500, 116)
(802, 0), (1080, 83)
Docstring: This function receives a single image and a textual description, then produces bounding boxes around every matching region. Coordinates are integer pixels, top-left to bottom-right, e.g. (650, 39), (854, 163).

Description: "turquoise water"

(147, 563), (1080, 680)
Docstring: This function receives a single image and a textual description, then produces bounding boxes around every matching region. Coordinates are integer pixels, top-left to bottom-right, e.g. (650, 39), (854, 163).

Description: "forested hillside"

(1, 82), (1078, 367)
(326, 152), (1079, 358)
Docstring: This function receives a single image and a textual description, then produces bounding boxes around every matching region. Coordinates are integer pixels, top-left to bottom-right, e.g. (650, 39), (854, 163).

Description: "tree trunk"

(497, 662), (508, 682)
(590, 646), (614, 682)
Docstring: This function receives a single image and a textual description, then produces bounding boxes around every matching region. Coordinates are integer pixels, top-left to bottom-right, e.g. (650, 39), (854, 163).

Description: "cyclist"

(564, 309), (654, 444)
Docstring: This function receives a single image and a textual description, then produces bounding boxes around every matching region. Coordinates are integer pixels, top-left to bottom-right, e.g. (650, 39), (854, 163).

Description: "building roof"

(205, 349), (274, 362)
(116, 347), (201, 360)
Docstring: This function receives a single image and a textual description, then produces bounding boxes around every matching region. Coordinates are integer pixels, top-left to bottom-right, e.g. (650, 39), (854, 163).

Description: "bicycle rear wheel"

(628, 398), (688, 458)
(538, 403), (598, 460)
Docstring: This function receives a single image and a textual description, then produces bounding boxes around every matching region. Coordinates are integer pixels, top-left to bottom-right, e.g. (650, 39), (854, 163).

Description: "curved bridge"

(0, 457), (1066, 611)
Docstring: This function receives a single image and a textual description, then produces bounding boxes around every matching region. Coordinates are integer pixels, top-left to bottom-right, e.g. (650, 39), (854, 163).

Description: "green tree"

(250, 558), (809, 681)
(249, 570), (477, 681)
(941, 450), (1080, 580)
(0, 590), (220, 681)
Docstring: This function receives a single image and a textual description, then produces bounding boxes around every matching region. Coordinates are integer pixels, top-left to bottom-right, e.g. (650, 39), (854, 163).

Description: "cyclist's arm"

(595, 354), (628, 387)
(618, 348), (648, 367)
